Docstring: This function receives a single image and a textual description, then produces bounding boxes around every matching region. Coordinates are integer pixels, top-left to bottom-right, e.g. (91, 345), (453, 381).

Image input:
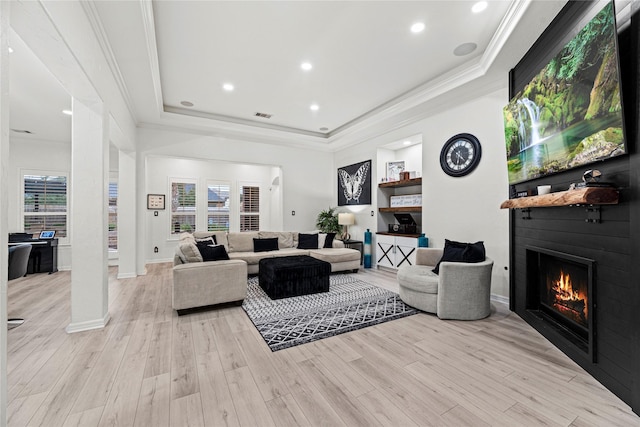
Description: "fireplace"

(526, 246), (595, 361)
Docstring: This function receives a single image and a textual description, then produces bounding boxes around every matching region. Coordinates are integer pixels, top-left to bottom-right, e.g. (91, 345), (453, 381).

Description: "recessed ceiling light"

(453, 42), (478, 56)
(8, 47), (13, 53)
(180, 101), (194, 107)
(472, 1), (488, 14)
(310, 104), (319, 111)
(403, 141), (412, 146)
(410, 22), (425, 33)
(62, 109), (72, 116)
(301, 62), (313, 71)
(222, 83), (234, 91)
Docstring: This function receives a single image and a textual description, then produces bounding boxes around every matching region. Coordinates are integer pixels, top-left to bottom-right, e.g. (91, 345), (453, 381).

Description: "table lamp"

(338, 213), (355, 241)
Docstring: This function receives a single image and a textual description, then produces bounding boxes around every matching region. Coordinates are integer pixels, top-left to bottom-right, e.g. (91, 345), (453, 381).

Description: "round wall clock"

(439, 133), (482, 177)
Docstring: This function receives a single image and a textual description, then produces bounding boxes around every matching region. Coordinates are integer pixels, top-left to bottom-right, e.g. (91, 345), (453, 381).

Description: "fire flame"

(551, 270), (588, 321)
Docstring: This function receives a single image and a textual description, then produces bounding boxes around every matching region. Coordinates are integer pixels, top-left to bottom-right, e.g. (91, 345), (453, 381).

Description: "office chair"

(8, 244), (32, 329)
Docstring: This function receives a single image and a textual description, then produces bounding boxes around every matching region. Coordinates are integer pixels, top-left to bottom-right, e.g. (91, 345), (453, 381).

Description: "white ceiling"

(8, 0), (569, 146)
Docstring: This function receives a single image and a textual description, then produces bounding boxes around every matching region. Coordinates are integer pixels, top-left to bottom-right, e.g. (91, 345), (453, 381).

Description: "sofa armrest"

(415, 248), (443, 267)
(332, 240), (345, 248)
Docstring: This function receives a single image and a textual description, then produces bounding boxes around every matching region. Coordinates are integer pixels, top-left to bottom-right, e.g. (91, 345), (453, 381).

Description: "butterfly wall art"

(338, 160), (372, 206)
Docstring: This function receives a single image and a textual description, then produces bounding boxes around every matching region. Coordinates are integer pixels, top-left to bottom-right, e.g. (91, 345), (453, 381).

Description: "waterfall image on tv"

(503, 1), (626, 185)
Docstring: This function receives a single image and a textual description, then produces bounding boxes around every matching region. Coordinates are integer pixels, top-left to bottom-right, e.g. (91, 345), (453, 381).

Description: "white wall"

(138, 127), (335, 263)
(336, 88), (511, 297)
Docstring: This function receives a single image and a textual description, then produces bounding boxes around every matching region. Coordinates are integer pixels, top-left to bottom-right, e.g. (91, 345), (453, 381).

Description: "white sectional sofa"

(172, 230), (361, 313)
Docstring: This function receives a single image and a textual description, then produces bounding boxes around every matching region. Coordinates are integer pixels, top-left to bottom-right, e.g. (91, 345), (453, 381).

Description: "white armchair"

(397, 248), (494, 320)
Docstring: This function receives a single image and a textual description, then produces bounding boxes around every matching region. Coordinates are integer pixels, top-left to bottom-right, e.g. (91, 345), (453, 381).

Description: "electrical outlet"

(154, 246), (158, 253)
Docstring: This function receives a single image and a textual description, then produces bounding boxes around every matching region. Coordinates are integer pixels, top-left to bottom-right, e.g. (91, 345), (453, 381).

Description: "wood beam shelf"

(378, 177), (422, 188)
(500, 187), (619, 209)
(378, 206), (422, 213)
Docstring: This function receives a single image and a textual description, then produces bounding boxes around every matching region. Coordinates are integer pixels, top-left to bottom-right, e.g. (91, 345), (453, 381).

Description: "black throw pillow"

(196, 242), (230, 261)
(432, 239), (486, 274)
(323, 232), (336, 248)
(253, 237), (279, 252)
(298, 233), (319, 249)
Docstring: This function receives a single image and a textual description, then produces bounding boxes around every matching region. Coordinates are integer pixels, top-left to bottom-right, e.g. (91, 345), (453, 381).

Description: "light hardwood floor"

(6, 264), (640, 426)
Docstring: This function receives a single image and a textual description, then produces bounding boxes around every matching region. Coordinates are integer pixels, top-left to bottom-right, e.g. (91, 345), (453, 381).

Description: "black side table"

(342, 240), (364, 265)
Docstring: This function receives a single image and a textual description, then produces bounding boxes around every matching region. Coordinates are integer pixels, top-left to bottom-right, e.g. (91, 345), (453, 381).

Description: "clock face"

(439, 133), (482, 177)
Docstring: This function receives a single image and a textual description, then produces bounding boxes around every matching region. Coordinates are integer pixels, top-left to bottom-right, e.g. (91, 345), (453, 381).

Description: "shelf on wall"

(378, 206), (421, 213)
(500, 187), (619, 209)
(378, 177), (422, 188)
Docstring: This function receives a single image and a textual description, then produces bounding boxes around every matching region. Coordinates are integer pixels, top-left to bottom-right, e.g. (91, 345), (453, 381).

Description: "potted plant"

(316, 207), (342, 234)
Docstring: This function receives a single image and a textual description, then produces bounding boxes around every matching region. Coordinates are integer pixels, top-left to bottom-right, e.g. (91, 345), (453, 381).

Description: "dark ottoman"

(259, 255), (331, 299)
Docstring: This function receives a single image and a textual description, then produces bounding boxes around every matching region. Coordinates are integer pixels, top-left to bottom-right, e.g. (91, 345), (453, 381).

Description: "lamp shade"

(338, 213), (355, 225)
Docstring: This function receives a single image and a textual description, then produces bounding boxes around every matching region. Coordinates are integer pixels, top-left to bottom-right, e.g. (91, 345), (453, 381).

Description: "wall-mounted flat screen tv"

(503, 1), (626, 185)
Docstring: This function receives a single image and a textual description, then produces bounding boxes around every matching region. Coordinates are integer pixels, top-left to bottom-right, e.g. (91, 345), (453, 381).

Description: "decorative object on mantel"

(500, 187), (619, 209)
(338, 160), (371, 205)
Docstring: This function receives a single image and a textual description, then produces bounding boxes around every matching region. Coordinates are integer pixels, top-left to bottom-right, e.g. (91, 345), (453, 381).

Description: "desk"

(7, 238), (58, 274)
(342, 239), (364, 265)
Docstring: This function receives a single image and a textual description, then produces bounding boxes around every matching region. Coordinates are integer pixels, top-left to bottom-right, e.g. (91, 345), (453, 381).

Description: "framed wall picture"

(147, 194), (165, 210)
(338, 160), (371, 206)
(386, 161), (405, 181)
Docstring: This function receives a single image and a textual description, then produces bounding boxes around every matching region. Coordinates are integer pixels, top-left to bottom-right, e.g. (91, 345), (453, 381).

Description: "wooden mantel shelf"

(500, 187), (619, 209)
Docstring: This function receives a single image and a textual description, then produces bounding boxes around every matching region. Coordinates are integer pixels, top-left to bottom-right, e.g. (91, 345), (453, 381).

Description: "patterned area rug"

(242, 274), (418, 351)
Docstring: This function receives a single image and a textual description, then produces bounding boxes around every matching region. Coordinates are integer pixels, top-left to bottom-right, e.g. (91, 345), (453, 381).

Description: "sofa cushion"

(229, 251), (274, 265)
(297, 233), (319, 249)
(178, 240), (203, 263)
(227, 232), (259, 252)
(197, 242), (230, 261)
(433, 239), (486, 274)
(258, 231), (294, 249)
(253, 238), (279, 252)
(397, 265), (439, 294)
(309, 248), (360, 264)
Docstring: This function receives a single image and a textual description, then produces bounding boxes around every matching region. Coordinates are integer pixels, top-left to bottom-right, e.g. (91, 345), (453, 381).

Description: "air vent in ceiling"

(254, 112), (272, 119)
(11, 129), (33, 134)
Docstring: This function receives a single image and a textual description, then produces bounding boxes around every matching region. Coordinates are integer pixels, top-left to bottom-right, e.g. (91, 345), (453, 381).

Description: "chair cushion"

(433, 239), (485, 274)
(397, 265), (439, 294)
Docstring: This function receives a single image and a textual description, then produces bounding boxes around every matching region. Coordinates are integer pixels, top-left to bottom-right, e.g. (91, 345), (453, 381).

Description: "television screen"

(503, 1), (626, 185)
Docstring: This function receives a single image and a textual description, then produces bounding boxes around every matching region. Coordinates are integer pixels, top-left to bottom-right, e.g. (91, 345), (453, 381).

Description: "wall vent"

(254, 112), (272, 119)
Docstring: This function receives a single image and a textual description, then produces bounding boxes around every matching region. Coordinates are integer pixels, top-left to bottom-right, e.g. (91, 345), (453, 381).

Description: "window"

(207, 182), (230, 231)
(23, 174), (68, 238)
(240, 185), (260, 231)
(108, 182), (118, 250)
(171, 180), (196, 234)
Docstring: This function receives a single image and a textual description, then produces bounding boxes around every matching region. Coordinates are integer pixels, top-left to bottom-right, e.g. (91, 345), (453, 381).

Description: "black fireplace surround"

(508, 1), (640, 415)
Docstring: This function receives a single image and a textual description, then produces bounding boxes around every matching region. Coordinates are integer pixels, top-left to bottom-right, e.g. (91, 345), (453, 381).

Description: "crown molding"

(140, 0), (165, 116)
(80, 0), (138, 123)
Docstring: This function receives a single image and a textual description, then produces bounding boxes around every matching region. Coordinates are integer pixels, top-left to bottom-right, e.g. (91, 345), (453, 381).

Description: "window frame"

(20, 169), (70, 245)
(169, 177), (198, 238)
(206, 180), (231, 232)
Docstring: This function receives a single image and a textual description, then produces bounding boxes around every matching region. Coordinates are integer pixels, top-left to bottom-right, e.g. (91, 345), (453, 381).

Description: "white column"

(136, 152), (147, 276)
(0, 0), (10, 421)
(117, 149), (137, 278)
(66, 98), (110, 333)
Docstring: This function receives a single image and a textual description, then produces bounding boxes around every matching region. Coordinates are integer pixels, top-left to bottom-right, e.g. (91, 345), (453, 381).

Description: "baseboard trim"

(491, 294), (509, 306)
(117, 272), (137, 279)
(65, 312), (111, 334)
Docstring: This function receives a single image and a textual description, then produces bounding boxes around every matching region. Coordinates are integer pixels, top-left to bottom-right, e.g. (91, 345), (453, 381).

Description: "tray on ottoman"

(259, 255), (331, 299)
